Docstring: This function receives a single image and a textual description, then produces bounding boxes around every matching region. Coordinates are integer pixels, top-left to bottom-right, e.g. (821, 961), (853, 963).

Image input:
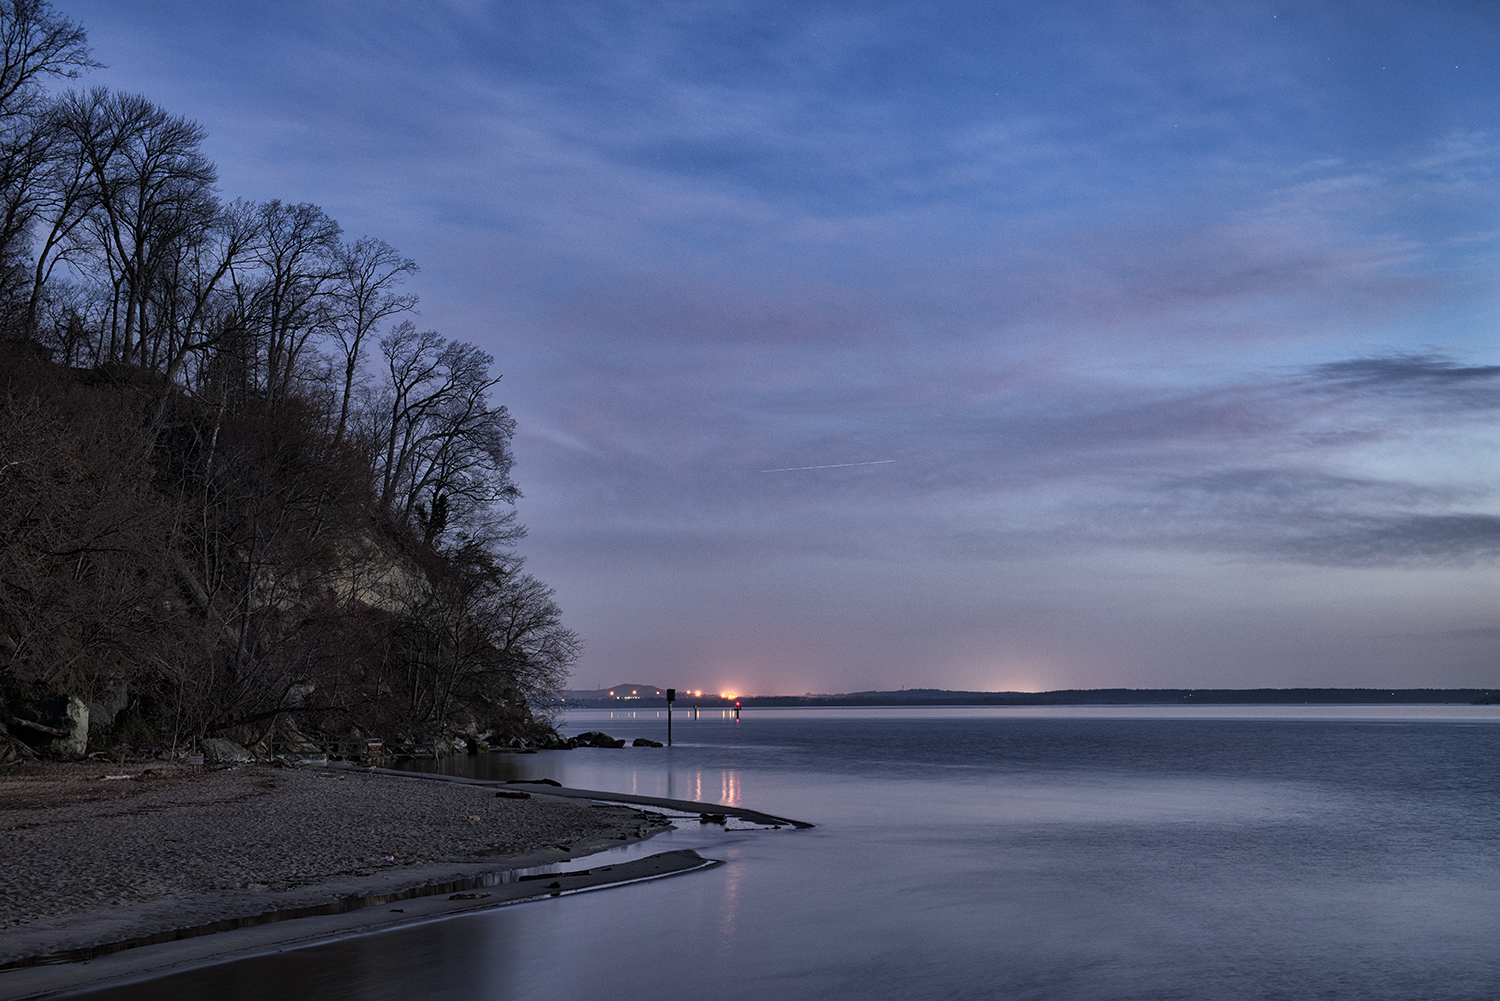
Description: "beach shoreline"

(0, 761), (692, 997)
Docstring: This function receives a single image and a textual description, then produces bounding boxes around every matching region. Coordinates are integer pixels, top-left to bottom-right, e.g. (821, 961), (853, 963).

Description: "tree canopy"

(0, 1), (578, 756)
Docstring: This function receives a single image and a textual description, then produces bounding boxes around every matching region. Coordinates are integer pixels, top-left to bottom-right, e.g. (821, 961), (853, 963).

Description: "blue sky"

(65, 0), (1500, 693)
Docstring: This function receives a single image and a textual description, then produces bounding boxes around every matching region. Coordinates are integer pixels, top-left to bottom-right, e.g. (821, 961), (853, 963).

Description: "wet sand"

(0, 761), (688, 996)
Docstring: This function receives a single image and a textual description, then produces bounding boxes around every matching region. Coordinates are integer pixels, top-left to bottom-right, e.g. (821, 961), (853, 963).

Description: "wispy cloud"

(65, 0), (1500, 688)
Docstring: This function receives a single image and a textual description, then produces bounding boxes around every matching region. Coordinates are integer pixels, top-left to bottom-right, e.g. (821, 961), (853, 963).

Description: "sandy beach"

(0, 760), (684, 990)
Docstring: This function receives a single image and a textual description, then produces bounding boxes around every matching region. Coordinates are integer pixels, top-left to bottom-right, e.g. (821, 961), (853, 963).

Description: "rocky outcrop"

(201, 738), (254, 762)
(574, 731), (626, 748)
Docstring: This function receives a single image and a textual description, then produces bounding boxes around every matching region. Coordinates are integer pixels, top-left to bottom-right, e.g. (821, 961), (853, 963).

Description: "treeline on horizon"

(0, 1), (577, 757)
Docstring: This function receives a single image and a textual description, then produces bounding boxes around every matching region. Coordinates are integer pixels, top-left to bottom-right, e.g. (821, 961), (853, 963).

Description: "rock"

(201, 737), (253, 762)
(573, 731), (628, 748)
(11, 695), (88, 757)
(698, 813), (727, 825)
(632, 738), (663, 747)
(283, 742), (327, 766)
(86, 681), (130, 732)
(57, 696), (89, 758)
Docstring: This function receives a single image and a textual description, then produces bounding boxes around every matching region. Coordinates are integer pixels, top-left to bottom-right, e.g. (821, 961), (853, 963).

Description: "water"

(68, 708), (1500, 1000)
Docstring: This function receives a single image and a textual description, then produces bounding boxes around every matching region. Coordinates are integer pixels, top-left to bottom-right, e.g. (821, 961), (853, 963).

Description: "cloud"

(1305, 353), (1500, 410)
(1279, 514), (1500, 566)
(65, 0), (1500, 687)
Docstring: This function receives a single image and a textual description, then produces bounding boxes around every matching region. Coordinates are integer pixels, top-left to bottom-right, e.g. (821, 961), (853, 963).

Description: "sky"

(61, 0), (1500, 694)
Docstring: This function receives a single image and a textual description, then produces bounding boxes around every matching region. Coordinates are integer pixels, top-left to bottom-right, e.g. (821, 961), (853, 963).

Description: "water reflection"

(400, 750), (746, 813)
(716, 849), (743, 959)
(66, 712), (1500, 1001)
(396, 720), (749, 811)
(72, 910), (520, 1001)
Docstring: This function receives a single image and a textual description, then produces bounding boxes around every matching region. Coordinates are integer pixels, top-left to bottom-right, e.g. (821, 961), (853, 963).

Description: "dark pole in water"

(666, 688), (675, 746)
(735, 700), (741, 720)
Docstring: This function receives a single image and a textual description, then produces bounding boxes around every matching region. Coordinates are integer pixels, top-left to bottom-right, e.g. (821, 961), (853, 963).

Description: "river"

(73, 706), (1500, 1000)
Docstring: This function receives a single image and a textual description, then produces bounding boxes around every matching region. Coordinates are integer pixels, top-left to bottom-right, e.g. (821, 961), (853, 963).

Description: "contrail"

(760, 460), (896, 473)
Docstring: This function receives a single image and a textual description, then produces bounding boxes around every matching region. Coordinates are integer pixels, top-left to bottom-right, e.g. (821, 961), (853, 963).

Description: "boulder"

(202, 737), (253, 762)
(59, 695), (89, 757)
(574, 730), (630, 747)
(286, 742), (328, 766)
(632, 738), (664, 747)
(86, 681), (130, 732)
(10, 695), (88, 757)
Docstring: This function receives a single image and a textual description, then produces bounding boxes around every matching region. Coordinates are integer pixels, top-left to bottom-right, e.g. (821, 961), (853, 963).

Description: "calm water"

(71, 708), (1500, 1000)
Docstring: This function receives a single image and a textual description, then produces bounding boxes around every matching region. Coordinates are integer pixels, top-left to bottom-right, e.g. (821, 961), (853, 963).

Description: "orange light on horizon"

(720, 691), (737, 700)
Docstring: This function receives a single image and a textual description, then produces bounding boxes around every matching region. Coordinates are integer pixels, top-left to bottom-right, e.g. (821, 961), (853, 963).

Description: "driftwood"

(10, 717), (71, 739)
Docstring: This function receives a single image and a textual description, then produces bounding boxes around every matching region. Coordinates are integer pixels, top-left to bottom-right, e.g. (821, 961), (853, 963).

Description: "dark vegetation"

(0, 1), (577, 759)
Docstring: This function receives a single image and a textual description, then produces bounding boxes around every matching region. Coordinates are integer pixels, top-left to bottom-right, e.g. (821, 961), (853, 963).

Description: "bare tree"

(0, 8), (576, 748)
(0, 0), (95, 119)
(0, 0), (97, 320)
(146, 196), (261, 384)
(22, 96), (93, 337)
(330, 236), (417, 443)
(393, 542), (577, 730)
(242, 200), (340, 404)
(60, 88), (217, 366)
(366, 321), (518, 542)
(0, 347), (183, 730)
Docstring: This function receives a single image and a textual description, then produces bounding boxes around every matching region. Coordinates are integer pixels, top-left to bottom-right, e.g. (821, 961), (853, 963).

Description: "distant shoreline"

(560, 686), (1499, 709)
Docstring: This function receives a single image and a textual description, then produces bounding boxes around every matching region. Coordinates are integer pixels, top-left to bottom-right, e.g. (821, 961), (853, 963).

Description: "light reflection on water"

(68, 709), (1500, 1001)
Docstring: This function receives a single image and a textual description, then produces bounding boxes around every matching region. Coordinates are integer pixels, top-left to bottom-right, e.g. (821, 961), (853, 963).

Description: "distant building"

(561, 683), (665, 703)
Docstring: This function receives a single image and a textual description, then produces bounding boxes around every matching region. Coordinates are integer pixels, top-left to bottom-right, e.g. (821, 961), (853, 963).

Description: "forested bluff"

(0, 1), (578, 763)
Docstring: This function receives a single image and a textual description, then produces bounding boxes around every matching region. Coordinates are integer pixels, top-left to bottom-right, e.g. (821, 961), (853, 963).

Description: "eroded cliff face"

(1, 348), (573, 760)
